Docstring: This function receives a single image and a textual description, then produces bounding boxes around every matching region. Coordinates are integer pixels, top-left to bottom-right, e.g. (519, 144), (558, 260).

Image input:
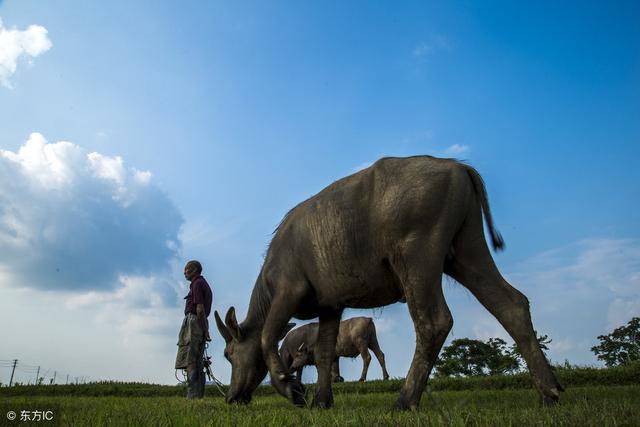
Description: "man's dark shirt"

(184, 276), (213, 317)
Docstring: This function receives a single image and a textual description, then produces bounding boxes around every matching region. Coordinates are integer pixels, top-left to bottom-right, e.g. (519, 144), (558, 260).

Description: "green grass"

(1, 386), (638, 426)
(1, 365), (639, 426)
(3, 361), (638, 397)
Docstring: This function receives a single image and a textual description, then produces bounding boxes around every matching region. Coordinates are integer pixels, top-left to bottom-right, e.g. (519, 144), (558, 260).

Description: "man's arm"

(196, 303), (211, 341)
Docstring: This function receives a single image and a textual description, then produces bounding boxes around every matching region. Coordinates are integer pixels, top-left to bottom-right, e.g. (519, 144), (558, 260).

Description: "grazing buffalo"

(280, 317), (390, 383)
(215, 155), (563, 410)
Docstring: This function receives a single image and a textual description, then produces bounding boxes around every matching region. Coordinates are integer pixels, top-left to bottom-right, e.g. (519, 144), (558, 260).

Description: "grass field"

(1, 364), (639, 426)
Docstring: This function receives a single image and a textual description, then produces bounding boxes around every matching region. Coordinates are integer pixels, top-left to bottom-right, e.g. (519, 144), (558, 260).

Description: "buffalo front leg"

(392, 246), (453, 410)
(261, 294), (305, 406)
(313, 309), (342, 408)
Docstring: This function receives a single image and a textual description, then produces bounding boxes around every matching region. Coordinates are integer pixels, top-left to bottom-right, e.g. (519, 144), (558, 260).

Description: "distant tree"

(486, 338), (521, 374)
(591, 317), (640, 367)
(435, 337), (519, 377)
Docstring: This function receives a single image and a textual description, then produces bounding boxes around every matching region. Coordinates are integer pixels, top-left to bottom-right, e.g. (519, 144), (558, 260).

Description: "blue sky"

(0, 1), (638, 385)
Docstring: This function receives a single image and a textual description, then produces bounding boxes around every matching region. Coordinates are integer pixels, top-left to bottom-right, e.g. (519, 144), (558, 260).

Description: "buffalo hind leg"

(393, 243), (453, 410)
(369, 332), (390, 380)
(314, 309), (342, 408)
(446, 220), (563, 405)
(359, 346), (372, 381)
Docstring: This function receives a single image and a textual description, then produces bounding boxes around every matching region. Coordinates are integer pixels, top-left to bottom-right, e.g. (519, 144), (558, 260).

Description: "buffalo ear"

(214, 310), (232, 343)
(279, 322), (296, 340)
(225, 306), (242, 341)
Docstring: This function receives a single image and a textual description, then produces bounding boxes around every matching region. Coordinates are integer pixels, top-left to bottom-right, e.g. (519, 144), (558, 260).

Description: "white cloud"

(0, 286), (182, 385)
(64, 275), (177, 312)
(0, 133), (183, 292)
(470, 311), (510, 342)
(0, 18), (52, 88)
(548, 337), (575, 353)
(0, 134), (185, 384)
(443, 144), (470, 156)
(505, 238), (640, 363)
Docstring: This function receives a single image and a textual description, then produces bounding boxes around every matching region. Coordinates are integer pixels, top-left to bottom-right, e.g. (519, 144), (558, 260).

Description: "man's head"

(184, 260), (202, 281)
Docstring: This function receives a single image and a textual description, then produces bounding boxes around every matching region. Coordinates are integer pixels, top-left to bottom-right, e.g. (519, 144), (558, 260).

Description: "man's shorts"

(175, 313), (205, 370)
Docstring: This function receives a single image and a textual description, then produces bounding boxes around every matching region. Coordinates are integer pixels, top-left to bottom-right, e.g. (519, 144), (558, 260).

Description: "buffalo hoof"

(542, 388), (561, 407)
(333, 376), (344, 383)
(393, 397), (418, 411)
(313, 391), (334, 409)
(226, 393), (252, 405)
(286, 382), (306, 407)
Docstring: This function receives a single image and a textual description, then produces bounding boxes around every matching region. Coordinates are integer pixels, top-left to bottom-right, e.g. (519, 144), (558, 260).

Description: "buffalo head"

(215, 307), (295, 404)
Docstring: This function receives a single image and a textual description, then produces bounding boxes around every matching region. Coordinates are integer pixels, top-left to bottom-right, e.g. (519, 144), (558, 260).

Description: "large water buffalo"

(280, 317), (390, 383)
(215, 155), (563, 410)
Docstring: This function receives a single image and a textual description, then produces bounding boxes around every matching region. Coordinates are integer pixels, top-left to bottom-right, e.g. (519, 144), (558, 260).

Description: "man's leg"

(187, 340), (206, 399)
(196, 341), (206, 398)
(185, 312), (207, 399)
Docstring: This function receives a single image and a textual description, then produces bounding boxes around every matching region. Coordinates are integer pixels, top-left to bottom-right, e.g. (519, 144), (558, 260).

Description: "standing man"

(175, 260), (213, 399)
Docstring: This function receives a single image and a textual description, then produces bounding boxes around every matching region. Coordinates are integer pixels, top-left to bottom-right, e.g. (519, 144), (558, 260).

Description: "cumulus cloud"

(0, 18), (52, 88)
(0, 133), (183, 292)
(0, 284), (183, 385)
(64, 274), (181, 341)
(508, 239), (640, 327)
(503, 238), (640, 363)
(65, 275), (178, 312)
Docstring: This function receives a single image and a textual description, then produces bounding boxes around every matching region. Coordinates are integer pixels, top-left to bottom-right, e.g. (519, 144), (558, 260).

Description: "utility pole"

(51, 371), (56, 385)
(66, 374), (69, 384)
(9, 359), (17, 387)
(35, 366), (40, 385)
